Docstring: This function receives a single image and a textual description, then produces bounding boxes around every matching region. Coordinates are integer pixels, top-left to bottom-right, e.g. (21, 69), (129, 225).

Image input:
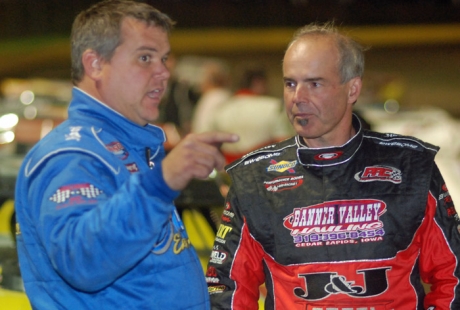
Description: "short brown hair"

(70, 0), (175, 84)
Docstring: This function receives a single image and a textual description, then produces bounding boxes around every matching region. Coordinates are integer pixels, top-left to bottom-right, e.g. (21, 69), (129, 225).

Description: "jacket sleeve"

(22, 151), (178, 292)
(418, 163), (460, 309)
(207, 186), (265, 310)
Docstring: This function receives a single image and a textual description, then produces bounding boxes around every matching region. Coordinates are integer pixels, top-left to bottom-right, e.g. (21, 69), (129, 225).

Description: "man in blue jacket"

(14, 1), (238, 309)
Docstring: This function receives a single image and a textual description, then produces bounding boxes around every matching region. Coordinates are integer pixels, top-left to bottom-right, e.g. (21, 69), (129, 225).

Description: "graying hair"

(71, 0), (175, 84)
(287, 22), (365, 83)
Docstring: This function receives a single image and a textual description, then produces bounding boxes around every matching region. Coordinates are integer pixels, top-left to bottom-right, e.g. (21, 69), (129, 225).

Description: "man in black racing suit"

(206, 22), (460, 310)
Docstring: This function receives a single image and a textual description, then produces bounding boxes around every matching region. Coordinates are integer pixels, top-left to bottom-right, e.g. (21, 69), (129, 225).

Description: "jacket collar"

(296, 114), (363, 167)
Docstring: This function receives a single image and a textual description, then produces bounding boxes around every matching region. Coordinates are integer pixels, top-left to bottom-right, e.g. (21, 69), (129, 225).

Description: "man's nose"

(154, 63), (171, 80)
(292, 84), (309, 104)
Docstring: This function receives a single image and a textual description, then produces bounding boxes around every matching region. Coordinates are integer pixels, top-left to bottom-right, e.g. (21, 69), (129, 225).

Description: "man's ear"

(347, 77), (362, 105)
(82, 50), (103, 80)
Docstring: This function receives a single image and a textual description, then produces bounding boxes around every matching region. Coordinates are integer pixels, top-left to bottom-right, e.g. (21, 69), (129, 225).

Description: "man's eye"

(140, 55), (151, 62)
(312, 82), (320, 88)
(285, 81), (295, 88)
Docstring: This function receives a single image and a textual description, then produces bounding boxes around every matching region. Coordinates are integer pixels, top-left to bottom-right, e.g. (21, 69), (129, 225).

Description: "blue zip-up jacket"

(15, 88), (209, 309)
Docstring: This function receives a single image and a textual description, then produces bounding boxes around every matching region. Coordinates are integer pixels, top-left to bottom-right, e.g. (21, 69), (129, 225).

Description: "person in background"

(14, 1), (237, 309)
(207, 22), (460, 309)
(211, 68), (293, 163)
(191, 59), (232, 134)
(158, 53), (199, 137)
(237, 68), (269, 96)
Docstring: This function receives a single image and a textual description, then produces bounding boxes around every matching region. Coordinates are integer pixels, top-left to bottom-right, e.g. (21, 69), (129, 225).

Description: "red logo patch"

(354, 166), (402, 184)
(125, 162), (139, 173)
(106, 141), (129, 160)
(264, 175), (303, 192)
(314, 151), (344, 161)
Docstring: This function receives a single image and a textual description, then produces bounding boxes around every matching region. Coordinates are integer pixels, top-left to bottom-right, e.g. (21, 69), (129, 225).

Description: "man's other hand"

(162, 132), (239, 191)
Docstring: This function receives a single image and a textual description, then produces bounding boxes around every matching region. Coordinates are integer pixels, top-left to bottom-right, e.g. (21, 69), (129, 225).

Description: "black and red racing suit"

(207, 116), (460, 310)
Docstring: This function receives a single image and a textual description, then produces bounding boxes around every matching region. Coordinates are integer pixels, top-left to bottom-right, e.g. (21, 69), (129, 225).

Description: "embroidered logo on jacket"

(267, 160), (297, 173)
(105, 141), (129, 160)
(125, 162), (139, 173)
(264, 175), (303, 192)
(221, 202), (235, 223)
(65, 126), (82, 141)
(304, 306), (387, 310)
(244, 152), (281, 166)
(314, 151), (343, 161)
(49, 183), (103, 207)
(354, 166), (402, 184)
(173, 232), (191, 254)
(208, 285), (226, 295)
(215, 224), (233, 244)
(295, 268), (391, 301)
(439, 183), (460, 234)
(283, 199), (387, 247)
(209, 250), (228, 264)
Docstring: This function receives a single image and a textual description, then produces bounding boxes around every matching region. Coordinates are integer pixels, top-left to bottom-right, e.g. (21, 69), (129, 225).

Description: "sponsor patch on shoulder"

(377, 139), (421, 150)
(354, 165), (402, 184)
(49, 183), (103, 208)
(65, 126), (82, 141)
(243, 152), (281, 165)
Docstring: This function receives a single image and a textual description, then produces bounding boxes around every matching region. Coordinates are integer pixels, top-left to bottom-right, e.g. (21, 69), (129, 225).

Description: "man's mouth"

(147, 89), (162, 99)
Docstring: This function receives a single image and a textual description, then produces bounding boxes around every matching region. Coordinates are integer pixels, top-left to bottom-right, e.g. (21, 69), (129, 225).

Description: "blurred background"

(0, 1), (460, 307)
(0, 0), (459, 113)
(1, 0), (459, 205)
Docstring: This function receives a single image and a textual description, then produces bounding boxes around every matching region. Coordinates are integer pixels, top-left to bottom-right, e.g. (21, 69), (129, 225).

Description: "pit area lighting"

(20, 90), (35, 105)
(0, 113), (19, 130)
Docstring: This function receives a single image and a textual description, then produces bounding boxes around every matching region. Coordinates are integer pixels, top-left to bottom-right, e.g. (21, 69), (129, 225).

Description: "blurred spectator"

(157, 54), (199, 136)
(191, 59), (232, 134)
(212, 68), (293, 163)
(238, 68), (269, 96)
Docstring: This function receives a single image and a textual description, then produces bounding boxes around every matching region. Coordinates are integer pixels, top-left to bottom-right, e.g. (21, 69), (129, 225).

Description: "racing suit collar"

(296, 114), (363, 168)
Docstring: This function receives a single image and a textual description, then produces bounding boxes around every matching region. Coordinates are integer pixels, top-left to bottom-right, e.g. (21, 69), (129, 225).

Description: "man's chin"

(293, 121), (310, 134)
(294, 126), (320, 142)
(144, 107), (160, 122)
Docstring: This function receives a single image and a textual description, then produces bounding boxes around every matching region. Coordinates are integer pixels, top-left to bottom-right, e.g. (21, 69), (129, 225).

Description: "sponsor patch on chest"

(266, 159), (297, 173)
(105, 141), (129, 160)
(354, 165), (402, 184)
(295, 268), (391, 303)
(264, 175), (303, 192)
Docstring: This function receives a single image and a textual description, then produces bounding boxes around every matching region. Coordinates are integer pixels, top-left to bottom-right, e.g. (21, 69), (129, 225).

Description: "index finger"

(195, 131), (239, 146)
